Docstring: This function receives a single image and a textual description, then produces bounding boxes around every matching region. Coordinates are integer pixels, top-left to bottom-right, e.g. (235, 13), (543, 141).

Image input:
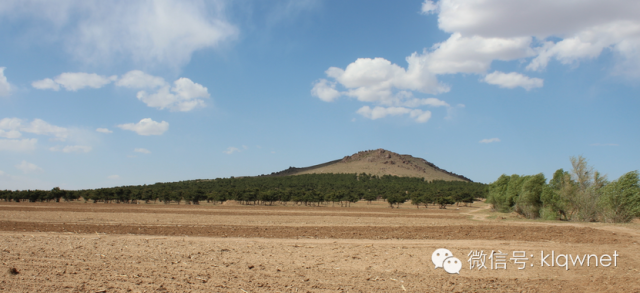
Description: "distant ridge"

(268, 149), (471, 182)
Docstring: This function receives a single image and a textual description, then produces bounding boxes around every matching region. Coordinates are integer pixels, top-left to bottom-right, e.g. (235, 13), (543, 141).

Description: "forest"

(0, 173), (487, 209)
(487, 156), (640, 223)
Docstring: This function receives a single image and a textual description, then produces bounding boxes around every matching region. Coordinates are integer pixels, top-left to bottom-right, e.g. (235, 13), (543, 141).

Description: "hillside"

(269, 149), (471, 182)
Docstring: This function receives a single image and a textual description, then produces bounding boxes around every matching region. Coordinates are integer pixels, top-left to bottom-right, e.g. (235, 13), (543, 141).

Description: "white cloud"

(96, 128), (112, 133)
(108, 175), (120, 180)
(527, 21), (640, 72)
(313, 57), (450, 123)
(0, 129), (21, 139)
(117, 118), (169, 136)
(326, 57), (449, 104)
(0, 138), (37, 152)
(356, 106), (432, 123)
(435, 0), (640, 38)
(311, 79), (341, 102)
(116, 70), (167, 89)
(0, 67), (12, 97)
(134, 148), (151, 154)
(136, 77), (209, 111)
(433, 0), (640, 74)
(315, 37), (531, 108)
(483, 71), (543, 90)
(425, 33), (535, 74)
(400, 97), (450, 108)
(0, 117), (22, 130)
(33, 72), (116, 91)
(15, 160), (43, 174)
(0, 1), (239, 68)
(50, 145), (92, 153)
(315, 0), (640, 122)
(31, 78), (60, 91)
(409, 109), (432, 123)
(223, 147), (240, 155)
(20, 119), (69, 140)
(1, 118), (68, 140)
(421, 0), (438, 14)
(480, 138), (501, 144)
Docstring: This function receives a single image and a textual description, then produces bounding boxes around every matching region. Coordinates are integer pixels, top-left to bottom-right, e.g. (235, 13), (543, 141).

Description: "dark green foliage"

(600, 171), (640, 223)
(541, 169), (573, 220)
(1, 173), (486, 209)
(514, 173), (546, 219)
(486, 174), (511, 212)
(435, 196), (455, 209)
(489, 156), (639, 223)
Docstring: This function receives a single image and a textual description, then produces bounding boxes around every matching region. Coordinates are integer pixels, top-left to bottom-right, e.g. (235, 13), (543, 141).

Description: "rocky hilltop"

(269, 149), (471, 182)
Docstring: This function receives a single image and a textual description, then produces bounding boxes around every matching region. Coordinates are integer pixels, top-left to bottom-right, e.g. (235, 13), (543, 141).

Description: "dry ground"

(0, 200), (639, 292)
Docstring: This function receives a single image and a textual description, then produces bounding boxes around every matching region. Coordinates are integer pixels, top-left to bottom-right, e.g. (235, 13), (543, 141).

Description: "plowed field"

(1, 201), (639, 292)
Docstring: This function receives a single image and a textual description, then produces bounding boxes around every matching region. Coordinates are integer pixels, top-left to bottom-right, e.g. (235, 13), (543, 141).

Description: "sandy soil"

(1, 201), (639, 292)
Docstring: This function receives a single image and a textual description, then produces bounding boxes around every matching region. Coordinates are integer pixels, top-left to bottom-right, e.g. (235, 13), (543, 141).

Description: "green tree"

(514, 173), (546, 219)
(600, 171), (640, 223)
(571, 156), (605, 222)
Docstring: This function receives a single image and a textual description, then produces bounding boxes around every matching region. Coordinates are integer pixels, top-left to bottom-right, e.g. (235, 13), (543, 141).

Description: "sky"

(0, 0), (639, 190)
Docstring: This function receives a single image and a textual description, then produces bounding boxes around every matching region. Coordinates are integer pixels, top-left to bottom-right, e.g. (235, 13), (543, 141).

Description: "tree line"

(1, 173), (486, 208)
(487, 156), (640, 223)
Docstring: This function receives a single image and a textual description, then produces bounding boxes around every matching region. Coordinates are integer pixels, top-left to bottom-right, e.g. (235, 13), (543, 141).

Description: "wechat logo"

(432, 248), (462, 274)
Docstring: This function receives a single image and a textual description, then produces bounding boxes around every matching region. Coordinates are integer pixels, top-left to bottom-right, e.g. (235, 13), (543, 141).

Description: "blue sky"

(1, 0), (638, 190)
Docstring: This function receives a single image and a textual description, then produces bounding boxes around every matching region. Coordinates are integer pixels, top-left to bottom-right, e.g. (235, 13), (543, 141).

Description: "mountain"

(268, 149), (471, 182)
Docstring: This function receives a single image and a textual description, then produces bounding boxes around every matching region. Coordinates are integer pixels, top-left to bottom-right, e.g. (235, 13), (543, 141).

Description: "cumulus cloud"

(483, 71), (543, 90)
(136, 77), (209, 111)
(426, 33), (535, 74)
(480, 138), (501, 144)
(0, 67), (12, 97)
(356, 106), (432, 123)
(32, 72), (116, 91)
(31, 69), (210, 112)
(223, 147), (240, 155)
(314, 34), (533, 106)
(314, 0), (640, 122)
(31, 78), (60, 91)
(435, 0), (640, 38)
(0, 0), (239, 68)
(15, 160), (43, 174)
(433, 0), (640, 74)
(0, 117), (69, 141)
(116, 70), (167, 89)
(0, 138), (37, 152)
(421, 0), (438, 14)
(96, 128), (112, 133)
(326, 57), (449, 103)
(0, 117), (22, 130)
(134, 148), (151, 154)
(311, 79), (341, 102)
(526, 21), (640, 72)
(20, 119), (69, 140)
(313, 56), (450, 123)
(0, 129), (21, 139)
(50, 145), (92, 153)
(117, 118), (169, 136)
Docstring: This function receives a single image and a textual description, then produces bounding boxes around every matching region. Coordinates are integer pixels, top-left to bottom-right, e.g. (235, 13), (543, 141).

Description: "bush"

(600, 171), (640, 223)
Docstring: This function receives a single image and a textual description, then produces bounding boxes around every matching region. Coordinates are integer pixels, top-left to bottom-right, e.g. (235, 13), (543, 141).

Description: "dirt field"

(1, 200), (639, 292)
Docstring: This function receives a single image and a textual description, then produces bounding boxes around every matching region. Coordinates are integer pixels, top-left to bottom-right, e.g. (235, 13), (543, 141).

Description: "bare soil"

(1, 201), (639, 292)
